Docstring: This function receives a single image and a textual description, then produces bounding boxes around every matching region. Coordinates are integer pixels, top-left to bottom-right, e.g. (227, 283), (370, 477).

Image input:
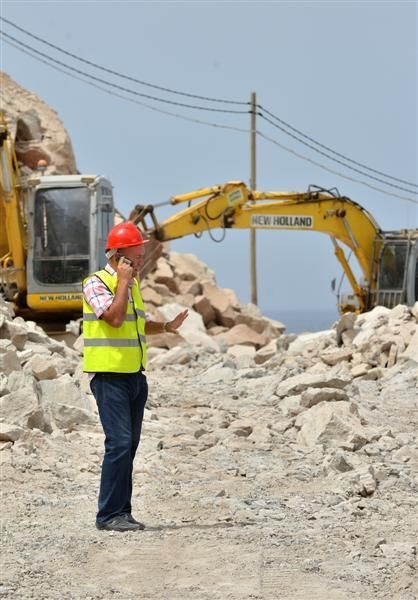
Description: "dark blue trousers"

(90, 372), (148, 524)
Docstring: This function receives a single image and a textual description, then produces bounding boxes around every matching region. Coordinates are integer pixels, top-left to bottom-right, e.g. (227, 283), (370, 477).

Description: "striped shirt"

(83, 263), (134, 318)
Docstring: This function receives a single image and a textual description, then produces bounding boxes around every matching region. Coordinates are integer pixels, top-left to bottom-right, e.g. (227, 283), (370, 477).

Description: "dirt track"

(1, 364), (417, 600)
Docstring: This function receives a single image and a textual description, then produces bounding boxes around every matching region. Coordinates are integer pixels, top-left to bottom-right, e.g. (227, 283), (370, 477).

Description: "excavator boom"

(133, 182), (385, 311)
(132, 181), (417, 312)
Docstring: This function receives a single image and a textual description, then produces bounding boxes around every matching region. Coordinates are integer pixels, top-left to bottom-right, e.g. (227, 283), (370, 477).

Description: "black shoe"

(96, 515), (143, 532)
(122, 513), (145, 530)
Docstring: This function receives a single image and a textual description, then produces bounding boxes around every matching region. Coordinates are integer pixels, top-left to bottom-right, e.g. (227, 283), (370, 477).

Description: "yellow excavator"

(1, 109), (417, 320)
(0, 111), (115, 320)
(130, 181), (418, 313)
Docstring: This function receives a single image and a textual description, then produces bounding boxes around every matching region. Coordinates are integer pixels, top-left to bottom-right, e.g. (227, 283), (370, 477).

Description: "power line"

(258, 112), (417, 196)
(258, 104), (418, 190)
(256, 128), (418, 205)
(3, 32), (417, 206)
(3, 19), (415, 196)
(0, 31), (250, 115)
(1, 35), (252, 134)
(0, 16), (248, 107)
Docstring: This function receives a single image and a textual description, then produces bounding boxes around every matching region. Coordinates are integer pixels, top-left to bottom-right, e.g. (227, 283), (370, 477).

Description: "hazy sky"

(1, 1), (417, 313)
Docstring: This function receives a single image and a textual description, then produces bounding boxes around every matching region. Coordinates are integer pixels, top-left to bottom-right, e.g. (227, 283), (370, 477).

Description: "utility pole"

(250, 91), (258, 305)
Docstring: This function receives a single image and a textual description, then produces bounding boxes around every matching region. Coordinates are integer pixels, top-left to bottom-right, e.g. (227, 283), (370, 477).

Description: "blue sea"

(263, 308), (339, 335)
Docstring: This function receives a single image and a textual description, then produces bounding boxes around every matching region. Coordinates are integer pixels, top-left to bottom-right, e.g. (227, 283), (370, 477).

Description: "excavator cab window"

(375, 242), (409, 307)
(33, 187), (90, 285)
(378, 243), (408, 290)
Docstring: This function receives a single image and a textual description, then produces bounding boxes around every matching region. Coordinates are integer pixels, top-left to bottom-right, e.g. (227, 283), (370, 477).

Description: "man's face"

(118, 245), (145, 276)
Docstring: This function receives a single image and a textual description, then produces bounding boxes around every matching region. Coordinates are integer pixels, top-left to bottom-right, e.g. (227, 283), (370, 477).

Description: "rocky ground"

(1, 289), (418, 600)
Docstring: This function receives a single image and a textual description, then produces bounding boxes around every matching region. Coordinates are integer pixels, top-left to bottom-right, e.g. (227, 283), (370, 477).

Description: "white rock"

(353, 307), (391, 347)
(254, 340), (277, 365)
(287, 330), (335, 355)
(200, 365), (236, 384)
(351, 364), (371, 378)
(7, 370), (39, 394)
(322, 449), (355, 474)
(388, 304), (411, 322)
(215, 324), (267, 349)
(157, 303), (206, 333)
(39, 374), (94, 413)
(275, 372), (351, 398)
(179, 329), (221, 352)
(26, 355), (58, 380)
(0, 422), (24, 442)
(320, 347), (353, 366)
(0, 373), (8, 396)
(295, 401), (372, 450)
(149, 345), (196, 367)
(1, 320), (28, 350)
(399, 330), (418, 363)
(349, 465), (378, 496)
(170, 252), (216, 282)
(228, 418), (254, 437)
(227, 345), (256, 359)
(51, 404), (96, 430)
(0, 297), (15, 319)
(0, 388), (52, 433)
(234, 354), (255, 370)
(278, 395), (304, 417)
(0, 347), (21, 375)
(300, 387), (349, 408)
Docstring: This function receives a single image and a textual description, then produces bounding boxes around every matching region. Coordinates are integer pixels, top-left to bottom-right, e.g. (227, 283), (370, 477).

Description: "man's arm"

(101, 262), (133, 328)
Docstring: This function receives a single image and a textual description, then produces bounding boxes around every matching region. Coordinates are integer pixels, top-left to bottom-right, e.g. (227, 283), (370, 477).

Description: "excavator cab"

(24, 175), (114, 315)
(0, 173), (114, 318)
(373, 233), (418, 308)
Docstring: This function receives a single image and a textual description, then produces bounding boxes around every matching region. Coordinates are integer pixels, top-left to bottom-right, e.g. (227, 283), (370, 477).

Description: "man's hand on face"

(117, 258), (134, 283)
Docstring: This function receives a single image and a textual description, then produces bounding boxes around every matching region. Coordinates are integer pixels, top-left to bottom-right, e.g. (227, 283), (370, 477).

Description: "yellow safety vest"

(83, 269), (147, 373)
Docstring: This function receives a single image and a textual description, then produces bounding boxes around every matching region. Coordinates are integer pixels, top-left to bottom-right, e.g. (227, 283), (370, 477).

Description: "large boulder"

(215, 324), (267, 349)
(202, 282), (238, 327)
(0, 387), (52, 433)
(0, 72), (77, 175)
(153, 257), (178, 293)
(295, 401), (373, 450)
(169, 252), (216, 283)
(0, 346), (21, 375)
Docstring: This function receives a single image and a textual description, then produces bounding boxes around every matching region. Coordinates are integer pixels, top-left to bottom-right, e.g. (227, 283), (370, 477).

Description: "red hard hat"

(106, 222), (148, 250)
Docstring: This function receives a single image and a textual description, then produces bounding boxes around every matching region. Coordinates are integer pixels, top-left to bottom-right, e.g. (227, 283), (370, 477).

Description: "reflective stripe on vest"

(84, 336), (146, 346)
(82, 269), (147, 373)
(83, 308), (146, 321)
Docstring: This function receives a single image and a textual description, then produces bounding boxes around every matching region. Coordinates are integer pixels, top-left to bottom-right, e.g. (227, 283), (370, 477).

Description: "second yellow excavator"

(130, 181), (418, 313)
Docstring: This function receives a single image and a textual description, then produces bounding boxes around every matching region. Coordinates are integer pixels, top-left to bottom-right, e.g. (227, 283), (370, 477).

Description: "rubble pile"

(1, 266), (417, 597)
(0, 71), (77, 175)
(143, 250), (285, 352)
(0, 298), (95, 442)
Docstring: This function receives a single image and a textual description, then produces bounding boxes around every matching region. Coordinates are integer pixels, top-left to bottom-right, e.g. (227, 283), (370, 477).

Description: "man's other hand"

(166, 309), (189, 333)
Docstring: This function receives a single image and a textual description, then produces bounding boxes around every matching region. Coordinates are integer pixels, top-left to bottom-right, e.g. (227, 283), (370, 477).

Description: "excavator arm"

(0, 112), (27, 301)
(131, 181), (383, 312)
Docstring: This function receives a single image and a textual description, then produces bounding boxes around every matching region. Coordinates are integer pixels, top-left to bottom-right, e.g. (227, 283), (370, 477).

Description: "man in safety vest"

(83, 222), (188, 532)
